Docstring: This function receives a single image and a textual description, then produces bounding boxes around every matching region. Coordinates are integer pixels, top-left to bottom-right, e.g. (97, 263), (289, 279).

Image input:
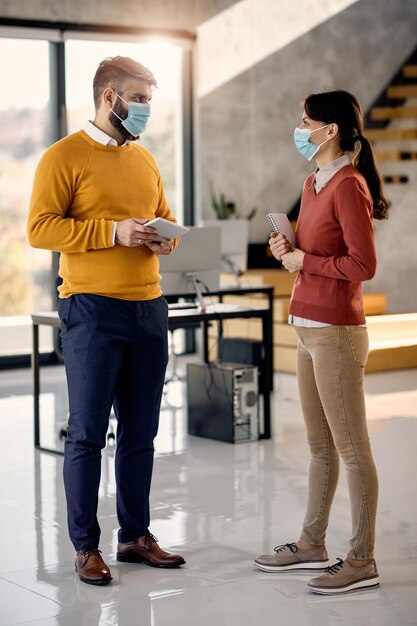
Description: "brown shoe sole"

(117, 552), (185, 568)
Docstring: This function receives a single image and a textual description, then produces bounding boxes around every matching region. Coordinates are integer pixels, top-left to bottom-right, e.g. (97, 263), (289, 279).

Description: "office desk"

(32, 301), (273, 454)
(166, 284), (274, 392)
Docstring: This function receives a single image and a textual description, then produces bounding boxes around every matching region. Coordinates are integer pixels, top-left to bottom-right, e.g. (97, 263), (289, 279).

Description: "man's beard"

(109, 99), (138, 142)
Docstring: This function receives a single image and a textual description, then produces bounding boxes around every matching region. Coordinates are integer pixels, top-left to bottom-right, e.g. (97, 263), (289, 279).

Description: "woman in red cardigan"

(255, 90), (388, 595)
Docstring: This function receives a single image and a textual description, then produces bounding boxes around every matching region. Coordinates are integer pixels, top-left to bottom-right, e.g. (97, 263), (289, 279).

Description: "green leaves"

(210, 184), (257, 220)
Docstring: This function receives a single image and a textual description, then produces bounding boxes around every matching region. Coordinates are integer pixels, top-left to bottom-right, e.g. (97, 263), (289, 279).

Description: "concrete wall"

(368, 175), (417, 313)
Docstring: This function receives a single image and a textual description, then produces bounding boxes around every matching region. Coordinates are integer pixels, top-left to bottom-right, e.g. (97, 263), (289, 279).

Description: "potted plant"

(209, 185), (257, 221)
(203, 186), (257, 282)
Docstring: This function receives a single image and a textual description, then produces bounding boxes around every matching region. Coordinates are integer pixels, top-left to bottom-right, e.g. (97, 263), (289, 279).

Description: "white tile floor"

(0, 363), (416, 625)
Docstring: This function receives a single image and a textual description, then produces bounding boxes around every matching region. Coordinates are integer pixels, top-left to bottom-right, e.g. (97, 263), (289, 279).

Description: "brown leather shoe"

(75, 547), (112, 585)
(117, 534), (186, 568)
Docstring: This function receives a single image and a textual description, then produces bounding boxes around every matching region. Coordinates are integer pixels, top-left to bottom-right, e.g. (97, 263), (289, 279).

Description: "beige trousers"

(295, 325), (378, 560)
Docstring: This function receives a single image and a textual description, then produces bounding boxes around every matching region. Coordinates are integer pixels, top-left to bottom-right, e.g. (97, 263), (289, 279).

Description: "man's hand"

(269, 232), (293, 261)
(145, 239), (174, 255)
(281, 249), (305, 273)
(115, 218), (158, 247)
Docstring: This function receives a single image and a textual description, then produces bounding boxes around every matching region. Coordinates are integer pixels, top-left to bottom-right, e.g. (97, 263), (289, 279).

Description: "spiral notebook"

(266, 213), (296, 247)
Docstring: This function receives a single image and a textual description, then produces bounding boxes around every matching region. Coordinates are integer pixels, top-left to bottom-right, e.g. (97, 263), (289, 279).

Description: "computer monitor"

(202, 220), (249, 278)
(159, 226), (222, 298)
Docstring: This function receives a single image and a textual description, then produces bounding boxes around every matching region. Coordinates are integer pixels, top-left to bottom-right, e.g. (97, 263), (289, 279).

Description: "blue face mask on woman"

(294, 124), (330, 161)
(112, 93), (151, 137)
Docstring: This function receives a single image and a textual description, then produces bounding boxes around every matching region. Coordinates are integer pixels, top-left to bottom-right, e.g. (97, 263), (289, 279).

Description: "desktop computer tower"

(187, 362), (259, 443)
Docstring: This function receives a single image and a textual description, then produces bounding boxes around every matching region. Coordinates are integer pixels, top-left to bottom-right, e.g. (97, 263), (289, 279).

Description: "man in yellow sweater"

(28, 56), (185, 585)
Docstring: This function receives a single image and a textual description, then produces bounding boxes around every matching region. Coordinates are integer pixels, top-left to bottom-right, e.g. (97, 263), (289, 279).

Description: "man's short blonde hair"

(93, 56), (157, 108)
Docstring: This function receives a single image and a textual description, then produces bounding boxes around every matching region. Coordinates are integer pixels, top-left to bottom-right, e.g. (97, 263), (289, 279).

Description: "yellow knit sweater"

(28, 131), (178, 300)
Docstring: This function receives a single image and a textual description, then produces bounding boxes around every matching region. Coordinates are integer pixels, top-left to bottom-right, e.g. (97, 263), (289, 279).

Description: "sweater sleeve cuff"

(302, 252), (320, 273)
(112, 222), (117, 246)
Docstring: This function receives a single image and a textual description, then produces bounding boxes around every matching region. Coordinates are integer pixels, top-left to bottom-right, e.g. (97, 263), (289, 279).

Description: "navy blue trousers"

(58, 294), (168, 550)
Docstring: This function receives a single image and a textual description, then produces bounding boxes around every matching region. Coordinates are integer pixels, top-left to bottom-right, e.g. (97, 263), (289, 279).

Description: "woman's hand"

(281, 248), (305, 273)
(269, 232), (293, 261)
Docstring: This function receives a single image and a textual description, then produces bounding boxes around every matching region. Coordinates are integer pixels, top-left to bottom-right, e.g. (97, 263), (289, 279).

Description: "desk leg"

(267, 289), (274, 392)
(33, 323), (40, 448)
(202, 320), (210, 363)
(260, 311), (273, 440)
(32, 321), (65, 456)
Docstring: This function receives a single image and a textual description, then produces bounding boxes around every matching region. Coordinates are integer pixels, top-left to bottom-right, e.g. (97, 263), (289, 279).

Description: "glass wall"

(0, 38), (53, 356)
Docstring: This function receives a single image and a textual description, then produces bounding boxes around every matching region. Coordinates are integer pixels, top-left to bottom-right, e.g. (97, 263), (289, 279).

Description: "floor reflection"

(0, 365), (416, 625)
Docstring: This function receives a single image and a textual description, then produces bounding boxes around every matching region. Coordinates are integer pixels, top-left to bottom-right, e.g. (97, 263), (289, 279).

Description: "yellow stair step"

(370, 105), (417, 120)
(365, 128), (417, 141)
(275, 313), (417, 348)
(387, 84), (417, 98)
(273, 343), (417, 373)
(274, 346), (296, 373)
(366, 313), (417, 340)
(374, 149), (417, 162)
(403, 65), (417, 78)
(362, 293), (388, 315)
(366, 344), (417, 371)
(273, 313), (417, 373)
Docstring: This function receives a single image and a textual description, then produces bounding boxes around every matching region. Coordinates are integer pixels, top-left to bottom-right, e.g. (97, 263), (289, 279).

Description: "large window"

(0, 38), (53, 357)
(0, 29), (188, 362)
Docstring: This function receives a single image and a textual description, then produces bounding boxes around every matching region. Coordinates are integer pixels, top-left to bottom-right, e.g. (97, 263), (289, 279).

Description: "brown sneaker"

(117, 533), (186, 568)
(254, 542), (330, 573)
(75, 547), (112, 585)
(307, 558), (380, 595)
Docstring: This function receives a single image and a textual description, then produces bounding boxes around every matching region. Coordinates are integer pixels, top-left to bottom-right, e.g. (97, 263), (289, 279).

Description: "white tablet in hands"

(145, 217), (190, 242)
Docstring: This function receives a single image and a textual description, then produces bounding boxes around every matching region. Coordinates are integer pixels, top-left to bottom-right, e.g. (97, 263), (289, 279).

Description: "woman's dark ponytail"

(353, 135), (389, 220)
(304, 90), (389, 220)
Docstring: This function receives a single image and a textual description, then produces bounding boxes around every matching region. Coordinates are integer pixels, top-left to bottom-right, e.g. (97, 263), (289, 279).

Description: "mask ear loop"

(309, 123), (331, 135)
(115, 92), (129, 106)
(111, 92), (128, 123)
(111, 109), (124, 123)
(306, 125), (333, 166)
(309, 124), (334, 161)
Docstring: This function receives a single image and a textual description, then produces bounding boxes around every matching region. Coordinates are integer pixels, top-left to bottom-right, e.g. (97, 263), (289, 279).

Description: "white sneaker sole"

(307, 575), (380, 595)
(254, 559), (330, 574)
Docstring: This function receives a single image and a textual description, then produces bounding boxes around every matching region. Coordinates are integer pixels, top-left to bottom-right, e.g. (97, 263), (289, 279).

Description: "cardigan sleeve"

(302, 177), (377, 282)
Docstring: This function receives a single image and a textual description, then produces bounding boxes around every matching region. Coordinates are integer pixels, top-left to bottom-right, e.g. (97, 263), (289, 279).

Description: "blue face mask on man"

(112, 93), (151, 137)
(294, 124), (330, 161)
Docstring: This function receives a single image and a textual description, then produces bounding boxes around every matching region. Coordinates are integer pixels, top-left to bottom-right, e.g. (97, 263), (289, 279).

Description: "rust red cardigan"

(289, 165), (377, 325)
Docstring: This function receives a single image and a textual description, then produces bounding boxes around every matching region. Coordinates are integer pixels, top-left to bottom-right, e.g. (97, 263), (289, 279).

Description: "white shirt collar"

(83, 121), (130, 147)
(314, 154), (351, 193)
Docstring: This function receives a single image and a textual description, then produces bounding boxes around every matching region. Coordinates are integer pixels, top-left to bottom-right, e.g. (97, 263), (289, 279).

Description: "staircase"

(286, 47), (417, 222)
(365, 47), (417, 200)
